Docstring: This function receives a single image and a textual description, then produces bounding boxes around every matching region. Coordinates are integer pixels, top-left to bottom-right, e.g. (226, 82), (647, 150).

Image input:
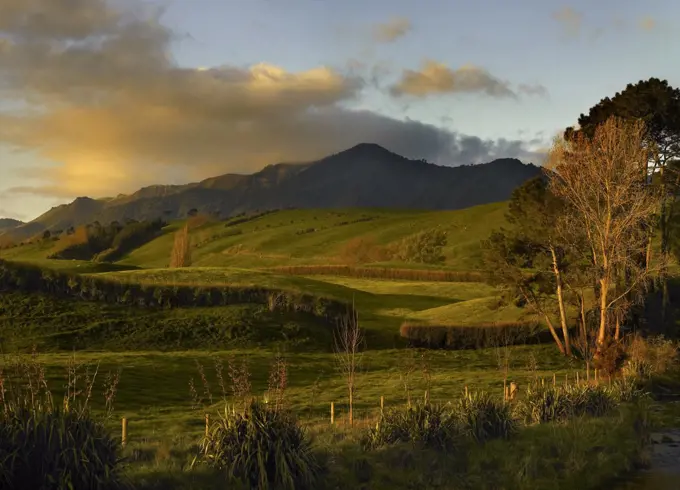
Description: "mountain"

(0, 218), (23, 232)
(3, 144), (542, 241)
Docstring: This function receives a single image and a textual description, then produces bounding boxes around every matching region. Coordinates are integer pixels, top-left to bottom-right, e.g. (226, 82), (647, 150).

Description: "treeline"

(48, 219), (166, 262)
(0, 259), (352, 324)
(270, 265), (486, 283)
(399, 321), (558, 350)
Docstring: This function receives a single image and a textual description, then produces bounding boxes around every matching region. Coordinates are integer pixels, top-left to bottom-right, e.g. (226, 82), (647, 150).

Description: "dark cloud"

(0, 0), (543, 200)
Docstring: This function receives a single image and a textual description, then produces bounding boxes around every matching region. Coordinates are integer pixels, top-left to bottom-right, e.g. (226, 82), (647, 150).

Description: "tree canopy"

(564, 78), (680, 164)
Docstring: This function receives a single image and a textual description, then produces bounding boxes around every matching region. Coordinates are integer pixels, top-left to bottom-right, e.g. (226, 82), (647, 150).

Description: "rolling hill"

(1, 203), (508, 271)
(1, 143), (541, 241)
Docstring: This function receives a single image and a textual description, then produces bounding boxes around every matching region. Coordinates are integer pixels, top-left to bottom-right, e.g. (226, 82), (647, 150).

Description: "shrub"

(198, 401), (318, 490)
(0, 353), (123, 490)
(622, 335), (678, 379)
(0, 409), (123, 490)
(399, 322), (542, 350)
(453, 391), (517, 442)
(362, 403), (460, 452)
(393, 228), (447, 264)
(515, 383), (617, 424)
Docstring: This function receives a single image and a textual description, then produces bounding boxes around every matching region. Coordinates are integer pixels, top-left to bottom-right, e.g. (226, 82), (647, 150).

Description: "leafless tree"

(170, 224), (192, 268)
(547, 117), (663, 352)
(333, 308), (363, 426)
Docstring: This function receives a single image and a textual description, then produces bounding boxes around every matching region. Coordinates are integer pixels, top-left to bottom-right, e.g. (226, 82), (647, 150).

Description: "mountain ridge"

(1, 144), (542, 241)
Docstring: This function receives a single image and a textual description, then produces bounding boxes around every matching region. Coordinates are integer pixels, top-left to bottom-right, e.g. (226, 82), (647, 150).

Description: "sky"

(0, 0), (678, 221)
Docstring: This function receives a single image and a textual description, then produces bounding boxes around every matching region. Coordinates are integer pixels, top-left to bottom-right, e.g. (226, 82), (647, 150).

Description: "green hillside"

(0, 203), (507, 271)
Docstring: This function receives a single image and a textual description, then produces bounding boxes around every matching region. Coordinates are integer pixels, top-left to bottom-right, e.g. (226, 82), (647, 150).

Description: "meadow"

(0, 203), (677, 489)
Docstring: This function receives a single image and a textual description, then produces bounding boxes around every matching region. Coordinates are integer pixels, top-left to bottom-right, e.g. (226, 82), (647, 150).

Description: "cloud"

(552, 6), (583, 38)
(638, 16), (656, 31)
(390, 61), (547, 99)
(0, 0), (542, 200)
(372, 17), (412, 43)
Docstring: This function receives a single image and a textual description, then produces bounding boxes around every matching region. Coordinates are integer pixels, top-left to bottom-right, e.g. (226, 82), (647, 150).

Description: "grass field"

(0, 202), (673, 489)
(0, 204), (507, 271)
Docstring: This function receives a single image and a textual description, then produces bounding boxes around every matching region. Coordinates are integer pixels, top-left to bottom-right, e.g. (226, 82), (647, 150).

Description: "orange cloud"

(0, 0), (544, 201)
(390, 61), (546, 99)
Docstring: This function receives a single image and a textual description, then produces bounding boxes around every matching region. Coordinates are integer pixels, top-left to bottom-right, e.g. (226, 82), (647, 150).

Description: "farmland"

(0, 203), (677, 489)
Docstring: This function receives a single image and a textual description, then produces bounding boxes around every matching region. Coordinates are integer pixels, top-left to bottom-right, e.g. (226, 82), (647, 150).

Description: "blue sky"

(0, 0), (678, 220)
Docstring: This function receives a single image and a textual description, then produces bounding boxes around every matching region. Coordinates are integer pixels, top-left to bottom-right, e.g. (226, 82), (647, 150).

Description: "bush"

(399, 322), (542, 350)
(0, 353), (123, 490)
(340, 237), (390, 265)
(453, 391), (517, 442)
(622, 335), (678, 379)
(392, 228), (447, 264)
(198, 401), (319, 490)
(0, 409), (123, 490)
(516, 383), (617, 424)
(362, 403), (460, 452)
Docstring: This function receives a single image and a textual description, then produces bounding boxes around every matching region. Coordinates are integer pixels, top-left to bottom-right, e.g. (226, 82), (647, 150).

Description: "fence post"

(503, 379), (507, 401)
(380, 395), (384, 412)
(565, 373), (568, 387)
(330, 402), (335, 425)
(205, 413), (210, 437)
(121, 418), (128, 448)
(576, 371), (580, 385)
(553, 373), (556, 387)
(464, 385), (469, 398)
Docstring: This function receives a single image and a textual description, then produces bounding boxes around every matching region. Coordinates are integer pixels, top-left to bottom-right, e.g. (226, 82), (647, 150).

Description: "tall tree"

(549, 117), (662, 352)
(483, 176), (573, 355)
(564, 78), (680, 325)
(170, 225), (192, 268)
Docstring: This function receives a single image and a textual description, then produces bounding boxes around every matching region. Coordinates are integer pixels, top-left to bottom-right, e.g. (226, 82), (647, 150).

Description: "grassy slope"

(1, 203), (507, 270)
(98, 268), (520, 340)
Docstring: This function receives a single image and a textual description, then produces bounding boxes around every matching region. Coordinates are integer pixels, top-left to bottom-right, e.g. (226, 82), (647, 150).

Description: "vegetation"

(48, 219), (165, 263)
(197, 401), (319, 490)
(399, 322), (543, 350)
(170, 225), (192, 268)
(0, 353), (124, 490)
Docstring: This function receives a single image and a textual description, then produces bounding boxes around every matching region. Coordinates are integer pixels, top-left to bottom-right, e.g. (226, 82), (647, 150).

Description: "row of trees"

(484, 78), (680, 366)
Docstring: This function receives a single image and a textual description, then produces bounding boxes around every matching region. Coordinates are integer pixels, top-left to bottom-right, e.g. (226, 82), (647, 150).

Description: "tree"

(394, 228), (447, 264)
(549, 117), (662, 352)
(564, 78), (680, 325)
(333, 308), (363, 426)
(170, 225), (192, 268)
(483, 176), (575, 355)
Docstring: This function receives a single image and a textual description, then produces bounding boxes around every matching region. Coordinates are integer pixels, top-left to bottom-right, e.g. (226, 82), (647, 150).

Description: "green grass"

(1, 204), (508, 271)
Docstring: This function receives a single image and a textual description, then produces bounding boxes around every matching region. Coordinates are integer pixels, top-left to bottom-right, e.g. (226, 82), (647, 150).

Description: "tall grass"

(196, 401), (319, 490)
(453, 391), (517, 442)
(0, 352), (124, 489)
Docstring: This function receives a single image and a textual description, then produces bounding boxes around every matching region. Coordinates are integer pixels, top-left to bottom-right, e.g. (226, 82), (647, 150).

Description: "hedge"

(270, 266), (487, 283)
(0, 259), (352, 324)
(399, 322), (549, 350)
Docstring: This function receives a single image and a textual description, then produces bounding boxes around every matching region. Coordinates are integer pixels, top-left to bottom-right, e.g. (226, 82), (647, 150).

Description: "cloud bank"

(0, 0), (543, 200)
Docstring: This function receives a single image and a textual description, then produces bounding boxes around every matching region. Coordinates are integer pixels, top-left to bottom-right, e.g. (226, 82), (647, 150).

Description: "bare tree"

(333, 308), (363, 426)
(548, 117), (663, 352)
(170, 224), (192, 268)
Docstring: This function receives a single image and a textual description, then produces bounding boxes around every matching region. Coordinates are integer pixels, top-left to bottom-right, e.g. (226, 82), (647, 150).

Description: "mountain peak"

(343, 143), (396, 157)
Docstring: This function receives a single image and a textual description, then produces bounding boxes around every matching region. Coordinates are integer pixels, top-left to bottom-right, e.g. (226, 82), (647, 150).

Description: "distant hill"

(2, 143), (541, 241)
(0, 218), (23, 232)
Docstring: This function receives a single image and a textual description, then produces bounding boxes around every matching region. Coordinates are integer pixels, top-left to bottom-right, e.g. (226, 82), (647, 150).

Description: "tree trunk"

(614, 312), (621, 341)
(550, 246), (571, 356)
(349, 386), (354, 426)
(543, 313), (566, 355)
(597, 278), (609, 347)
